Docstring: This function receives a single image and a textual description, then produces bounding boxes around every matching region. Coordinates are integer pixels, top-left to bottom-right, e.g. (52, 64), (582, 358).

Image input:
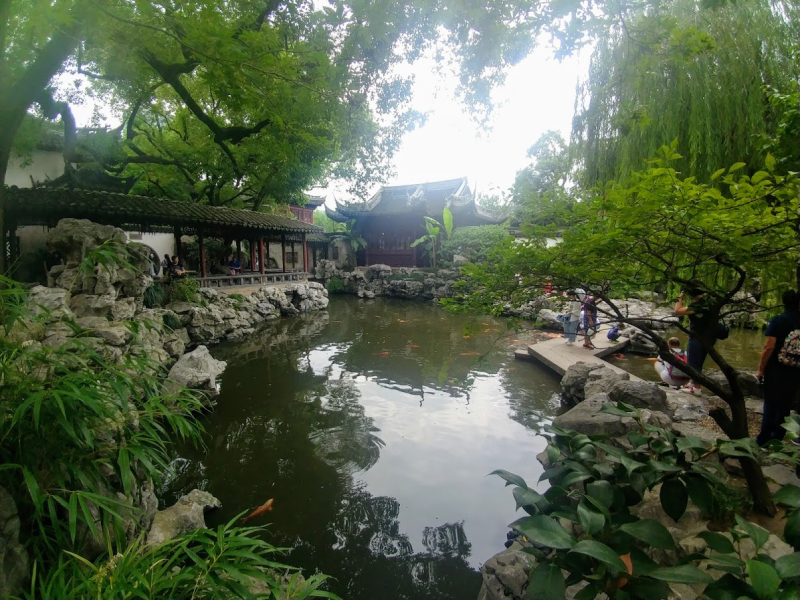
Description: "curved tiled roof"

(4, 187), (323, 235)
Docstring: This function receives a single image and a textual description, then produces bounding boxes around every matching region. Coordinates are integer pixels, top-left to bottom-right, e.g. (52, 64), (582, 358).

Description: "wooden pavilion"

(325, 177), (506, 267)
(3, 187), (325, 286)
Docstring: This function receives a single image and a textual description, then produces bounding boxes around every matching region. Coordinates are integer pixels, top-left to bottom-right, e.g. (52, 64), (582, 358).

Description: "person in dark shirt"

(755, 290), (800, 446)
(170, 255), (186, 278)
(674, 287), (718, 395)
(227, 254), (242, 275)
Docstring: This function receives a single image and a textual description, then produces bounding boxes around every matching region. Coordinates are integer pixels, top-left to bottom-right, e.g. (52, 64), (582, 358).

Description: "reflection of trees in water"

(422, 521), (471, 557)
(306, 377), (385, 474)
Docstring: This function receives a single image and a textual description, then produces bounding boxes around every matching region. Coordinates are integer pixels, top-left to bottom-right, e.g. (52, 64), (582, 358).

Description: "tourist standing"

(755, 290), (800, 446)
(674, 287), (716, 396)
(161, 254), (171, 277)
(562, 291), (582, 345)
(171, 255), (187, 278)
(582, 295), (599, 349)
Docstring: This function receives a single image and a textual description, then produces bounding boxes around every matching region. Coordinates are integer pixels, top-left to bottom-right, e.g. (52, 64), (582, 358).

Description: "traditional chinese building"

(325, 177), (505, 267)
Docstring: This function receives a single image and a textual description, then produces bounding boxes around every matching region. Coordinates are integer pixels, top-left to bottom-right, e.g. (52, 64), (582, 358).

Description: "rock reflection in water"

(165, 297), (562, 599)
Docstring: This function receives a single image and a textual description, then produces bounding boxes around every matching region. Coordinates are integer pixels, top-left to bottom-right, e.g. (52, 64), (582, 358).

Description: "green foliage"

(387, 272), (425, 282)
(313, 211), (342, 234)
(492, 406), (800, 599)
(143, 283), (166, 308)
(28, 519), (338, 600)
(439, 226), (512, 265)
(410, 208), (453, 268)
(329, 221), (366, 268)
(167, 276), (200, 303)
(326, 276), (346, 294)
(162, 312), (183, 331)
(184, 238), (231, 269)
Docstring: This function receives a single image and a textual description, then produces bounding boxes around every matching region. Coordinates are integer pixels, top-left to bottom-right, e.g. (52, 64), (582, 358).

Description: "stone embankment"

(476, 362), (797, 600)
(0, 218), (330, 587)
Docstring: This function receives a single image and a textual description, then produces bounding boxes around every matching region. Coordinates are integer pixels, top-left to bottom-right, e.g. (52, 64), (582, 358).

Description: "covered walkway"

(4, 187), (326, 286)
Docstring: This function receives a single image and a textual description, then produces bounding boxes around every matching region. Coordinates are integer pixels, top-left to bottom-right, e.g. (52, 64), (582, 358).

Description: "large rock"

(554, 393), (671, 437)
(704, 369), (763, 399)
(28, 286), (73, 321)
(608, 380), (669, 413)
(0, 487), (29, 599)
(46, 218), (128, 266)
(583, 367), (630, 398)
(559, 362), (605, 405)
(70, 294), (116, 318)
(626, 328), (659, 355)
(163, 345), (227, 397)
(476, 546), (536, 600)
(146, 489), (221, 545)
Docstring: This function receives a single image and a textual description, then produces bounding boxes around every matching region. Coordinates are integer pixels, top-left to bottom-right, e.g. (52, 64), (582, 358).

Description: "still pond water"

(165, 297), (561, 599)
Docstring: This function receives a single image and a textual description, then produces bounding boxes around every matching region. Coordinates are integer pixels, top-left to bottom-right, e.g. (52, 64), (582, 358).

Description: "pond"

(164, 297), (562, 600)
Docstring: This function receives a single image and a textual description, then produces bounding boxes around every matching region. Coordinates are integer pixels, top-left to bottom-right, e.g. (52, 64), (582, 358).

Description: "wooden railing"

(197, 271), (308, 288)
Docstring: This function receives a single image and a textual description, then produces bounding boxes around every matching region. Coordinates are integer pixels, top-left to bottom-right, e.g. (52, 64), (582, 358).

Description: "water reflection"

(166, 297), (560, 599)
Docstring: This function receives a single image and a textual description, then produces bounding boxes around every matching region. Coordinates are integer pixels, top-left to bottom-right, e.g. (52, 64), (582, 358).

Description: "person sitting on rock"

(655, 337), (691, 388)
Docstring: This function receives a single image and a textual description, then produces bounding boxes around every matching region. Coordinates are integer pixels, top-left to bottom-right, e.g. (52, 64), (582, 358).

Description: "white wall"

(6, 151), (64, 187)
(125, 232), (175, 263)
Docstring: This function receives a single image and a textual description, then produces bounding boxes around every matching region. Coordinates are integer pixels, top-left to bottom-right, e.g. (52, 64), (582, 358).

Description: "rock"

(163, 345), (227, 397)
(559, 362), (605, 405)
(738, 534), (794, 562)
(477, 546), (536, 600)
(762, 465), (800, 488)
(76, 316), (110, 329)
(111, 297), (136, 321)
(46, 218), (127, 266)
(28, 285), (73, 321)
(146, 489), (221, 545)
(534, 308), (563, 330)
(672, 422), (727, 444)
(704, 369), (763, 399)
(553, 393), (671, 437)
(627, 328), (659, 355)
(70, 294), (116, 318)
(0, 486), (29, 599)
(93, 324), (133, 346)
(584, 367), (630, 397)
(608, 380), (669, 413)
(453, 254), (469, 266)
(166, 301), (194, 315)
(666, 392), (708, 422)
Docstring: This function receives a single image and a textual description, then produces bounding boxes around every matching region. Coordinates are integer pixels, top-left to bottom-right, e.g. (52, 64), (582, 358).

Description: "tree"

(448, 143), (799, 514)
(329, 219), (366, 268)
(410, 207), (453, 269)
(571, 0), (799, 187)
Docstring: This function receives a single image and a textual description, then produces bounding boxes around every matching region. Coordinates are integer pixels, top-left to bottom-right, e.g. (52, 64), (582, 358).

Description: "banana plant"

(330, 219), (367, 268)
(410, 207), (453, 268)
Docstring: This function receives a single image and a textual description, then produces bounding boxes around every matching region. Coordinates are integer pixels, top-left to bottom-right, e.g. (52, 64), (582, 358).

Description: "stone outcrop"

(608, 380), (669, 413)
(560, 363), (631, 405)
(146, 489), (222, 545)
(0, 487), (29, 599)
(476, 546), (536, 600)
(163, 346), (227, 397)
(553, 393), (672, 437)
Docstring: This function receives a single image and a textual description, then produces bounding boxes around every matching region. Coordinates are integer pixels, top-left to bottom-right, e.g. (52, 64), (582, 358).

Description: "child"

(607, 323), (623, 342)
(655, 337), (691, 388)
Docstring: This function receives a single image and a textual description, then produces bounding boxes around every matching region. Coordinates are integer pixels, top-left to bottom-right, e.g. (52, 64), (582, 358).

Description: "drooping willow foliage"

(572, 0), (800, 186)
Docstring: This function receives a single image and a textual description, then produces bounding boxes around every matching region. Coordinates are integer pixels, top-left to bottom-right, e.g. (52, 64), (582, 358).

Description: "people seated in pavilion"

(227, 254), (242, 275)
(170, 255), (187, 278)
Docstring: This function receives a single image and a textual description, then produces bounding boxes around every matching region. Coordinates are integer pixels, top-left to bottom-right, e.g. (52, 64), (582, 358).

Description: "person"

(161, 254), (171, 277)
(674, 286), (717, 396)
(582, 295), (599, 349)
(562, 291), (582, 345)
(228, 254), (242, 275)
(170, 255), (187, 278)
(755, 290), (800, 446)
(655, 337), (691, 388)
(607, 323), (622, 342)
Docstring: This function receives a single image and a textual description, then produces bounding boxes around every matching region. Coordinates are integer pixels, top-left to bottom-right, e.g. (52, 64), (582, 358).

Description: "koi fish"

(510, 339), (522, 344)
(459, 351), (481, 356)
(483, 328), (498, 333)
(607, 553), (633, 592)
(376, 351), (391, 356)
(462, 335), (472, 339)
(408, 344), (420, 349)
(611, 353), (627, 360)
(397, 319), (408, 323)
(243, 498), (274, 523)
(481, 322), (490, 326)
(545, 333), (561, 338)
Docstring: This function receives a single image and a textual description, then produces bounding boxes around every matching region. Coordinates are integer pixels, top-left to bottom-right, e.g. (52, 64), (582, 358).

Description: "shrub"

(492, 404), (800, 599)
(326, 275), (345, 293)
(162, 312), (183, 331)
(168, 276), (199, 303)
(439, 225), (511, 265)
(143, 282), (167, 308)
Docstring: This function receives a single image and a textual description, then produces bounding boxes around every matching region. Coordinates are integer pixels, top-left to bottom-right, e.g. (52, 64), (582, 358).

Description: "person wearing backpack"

(755, 290), (800, 446)
(655, 337), (691, 388)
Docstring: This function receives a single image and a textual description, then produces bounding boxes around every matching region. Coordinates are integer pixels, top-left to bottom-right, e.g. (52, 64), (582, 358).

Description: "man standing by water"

(674, 286), (717, 396)
(755, 290), (800, 446)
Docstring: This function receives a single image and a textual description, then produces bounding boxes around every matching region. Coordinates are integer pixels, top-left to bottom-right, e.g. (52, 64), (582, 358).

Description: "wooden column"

(236, 239), (242, 262)
(174, 226), (183, 259)
(281, 234), (286, 273)
(265, 237), (271, 269)
(302, 234), (308, 273)
(290, 241), (295, 271)
(250, 239), (256, 272)
(198, 231), (207, 278)
(258, 237), (265, 274)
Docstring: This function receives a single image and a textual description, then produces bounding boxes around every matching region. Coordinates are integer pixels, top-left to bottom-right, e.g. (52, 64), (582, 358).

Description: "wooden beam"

(265, 237), (270, 269)
(198, 231), (207, 278)
(250, 239), (256, 272)
(174, 226), (183, 259)
(259, 237), (265, 274)
(236, 239), (242, 262)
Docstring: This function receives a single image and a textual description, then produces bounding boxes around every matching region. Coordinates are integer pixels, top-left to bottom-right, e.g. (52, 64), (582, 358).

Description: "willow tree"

(571, 0), (800, 187)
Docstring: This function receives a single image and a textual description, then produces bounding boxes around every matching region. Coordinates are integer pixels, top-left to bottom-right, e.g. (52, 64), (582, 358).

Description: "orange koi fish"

(607, 553), (633, 592)
(397, 319), (408, 323)
(376, 351), (391, 356)
(462, 335), (472, 339)
(408, 344), (420, 349)
(243, 498), (274, 523)
(611, 353), (627, 360)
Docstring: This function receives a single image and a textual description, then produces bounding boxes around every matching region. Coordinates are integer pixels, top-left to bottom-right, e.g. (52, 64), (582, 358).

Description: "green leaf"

(619, 519), (675, 550)
(773, 484), (800, 507)
(625, 578), (672, 597)
(784, 510), (800, 548)
(569, 540), (627, 573)
(775, 553), (800, 579)
(660, 478), (688, 523)
(746, 560), (781, 599)
(728, 162), (747, 173)
(703, 573), (756, 600)
(685, 476), (713, 516)
(697, 531), (736, 554)
(442, 207), (454, 239)
(706, 553), (746, 573)
(735, 515), (769, 549)
(527, 563), (566, 600)
(649, 565), (714, 584)
(577, 500), (605, 536)
(510, 515), (576, 550)
(711, 168), (726, 180)
(490, 469), (527, 489)
(22, 467), (43, 511)
(765, 153), (776, 172)
(586, 480), (614, 508)
(513, 486), (544, 512)
(68, 493), (78, 543)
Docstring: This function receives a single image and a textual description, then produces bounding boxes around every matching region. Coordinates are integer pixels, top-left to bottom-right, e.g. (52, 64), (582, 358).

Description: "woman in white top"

(562, 291), (582, 345)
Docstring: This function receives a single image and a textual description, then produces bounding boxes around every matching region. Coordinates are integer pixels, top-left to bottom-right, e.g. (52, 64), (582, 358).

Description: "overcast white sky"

(69, 42), (588, 203)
